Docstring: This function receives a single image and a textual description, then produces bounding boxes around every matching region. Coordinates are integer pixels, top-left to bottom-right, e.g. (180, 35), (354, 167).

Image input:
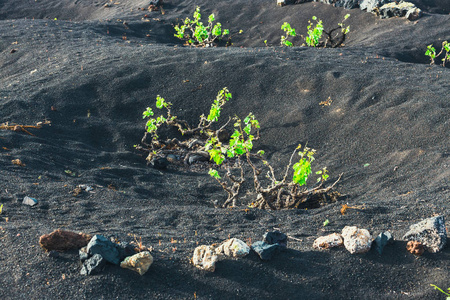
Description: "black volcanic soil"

(0, 0), (449, 299)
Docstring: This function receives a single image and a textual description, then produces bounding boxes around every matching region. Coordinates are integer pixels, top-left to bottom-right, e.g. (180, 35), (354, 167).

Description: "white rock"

(277, 0), (286, 6)
(192, 245), (219, 272)
(313, 233), (344, 250)
(215, 238), (250, 258)
(341, 226), (372, 254)
(406, 7), (422, 21)
(23, 196), (38, 206)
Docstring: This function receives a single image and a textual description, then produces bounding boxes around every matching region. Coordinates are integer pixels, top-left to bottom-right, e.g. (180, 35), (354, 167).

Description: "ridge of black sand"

(0, 0), (449, 299)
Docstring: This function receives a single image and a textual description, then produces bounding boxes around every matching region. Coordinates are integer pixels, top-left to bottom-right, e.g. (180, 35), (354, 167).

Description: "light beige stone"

(313, 233), (344, 250)
(192, 245), (219, 272)
(120, 251), (153, 275)
(341, 226), (372, 254)
(215, 238), (250, 258)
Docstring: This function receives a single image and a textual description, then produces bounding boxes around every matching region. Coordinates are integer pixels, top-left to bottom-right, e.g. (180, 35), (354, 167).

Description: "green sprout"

(339, 14), (351, 35)
(316, 167), (329, 183)
(443, 41), (450, 66)
(430, 284), (450, 299)
(425, 44), (436, 64)
(208, 169), (221, 179)
(426, 41), (450, 66)
(292, 145), (315, 186)
(207, 88), (232, 122)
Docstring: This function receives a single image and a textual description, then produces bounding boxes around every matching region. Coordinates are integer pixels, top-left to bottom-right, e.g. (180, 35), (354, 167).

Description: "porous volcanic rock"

(377, 1), (421, 19)
(39, 229), (92, 251)
(341, 226), (373, 254)
(406, 241), (425, 256)
(192, 245), (219, 272)
(402, 216), (447, 253)
(215, 238), (250, 258)
(359, 0), (392, 12)
(313, 0), (360, 9)
(313, 233), (344, 250)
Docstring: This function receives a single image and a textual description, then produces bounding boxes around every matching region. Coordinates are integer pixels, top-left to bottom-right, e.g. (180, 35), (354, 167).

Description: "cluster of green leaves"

(338, 14), (351, 35)
(142, 88), (232, 141)
(142, 96), (173, 139)
(174, 6), (229, 47)
(206, 113), (259, 170)
(206, 108), (327, 199)
(206, 88), (232, 122)
(281, 22), (296, 47)
(426, 41), (450, 67)
(281, 14), (350, 48)
(430, 284), (450, 299)
(292, 146), (329, 186)
(305, 16), (324, 47)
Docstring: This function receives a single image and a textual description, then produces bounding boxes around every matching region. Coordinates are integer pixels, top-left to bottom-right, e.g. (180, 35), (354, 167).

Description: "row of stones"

(39, 215), (446, 275)
(277, 0), (423, 21)
(40, 231), (153, 275)
(193, 216), (447, 272)
(193, 231), (288, 272)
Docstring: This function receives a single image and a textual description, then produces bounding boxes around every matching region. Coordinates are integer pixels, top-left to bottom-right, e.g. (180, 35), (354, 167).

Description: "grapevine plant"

(425, 41), (450, 67)
(138, 88), (341, 209)
(174, 6), (230, 47)
(281, 14), (350, 48)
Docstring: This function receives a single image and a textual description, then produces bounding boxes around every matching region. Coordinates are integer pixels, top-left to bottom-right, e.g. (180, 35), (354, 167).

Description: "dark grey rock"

(151, 157), (169, 169)
(374, 231), (394, 254)
(80, 254), (106, 275)
(359, 0), (392, 12)
(263, 231), (287, 248)
(187, 153), (209, 165)
(115, 242), (137, 261)
(79, 246), (89, 262)
(251, 241), (284, 260)
(166, 154), (179, 163)
(335, 0), (360, 9)
(86, 235), (120, 265)
(48, 250), (60, 258)
(402, 216), (447, 253)
(291, 0), (312, 3)
(149, 0), (162, 5)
